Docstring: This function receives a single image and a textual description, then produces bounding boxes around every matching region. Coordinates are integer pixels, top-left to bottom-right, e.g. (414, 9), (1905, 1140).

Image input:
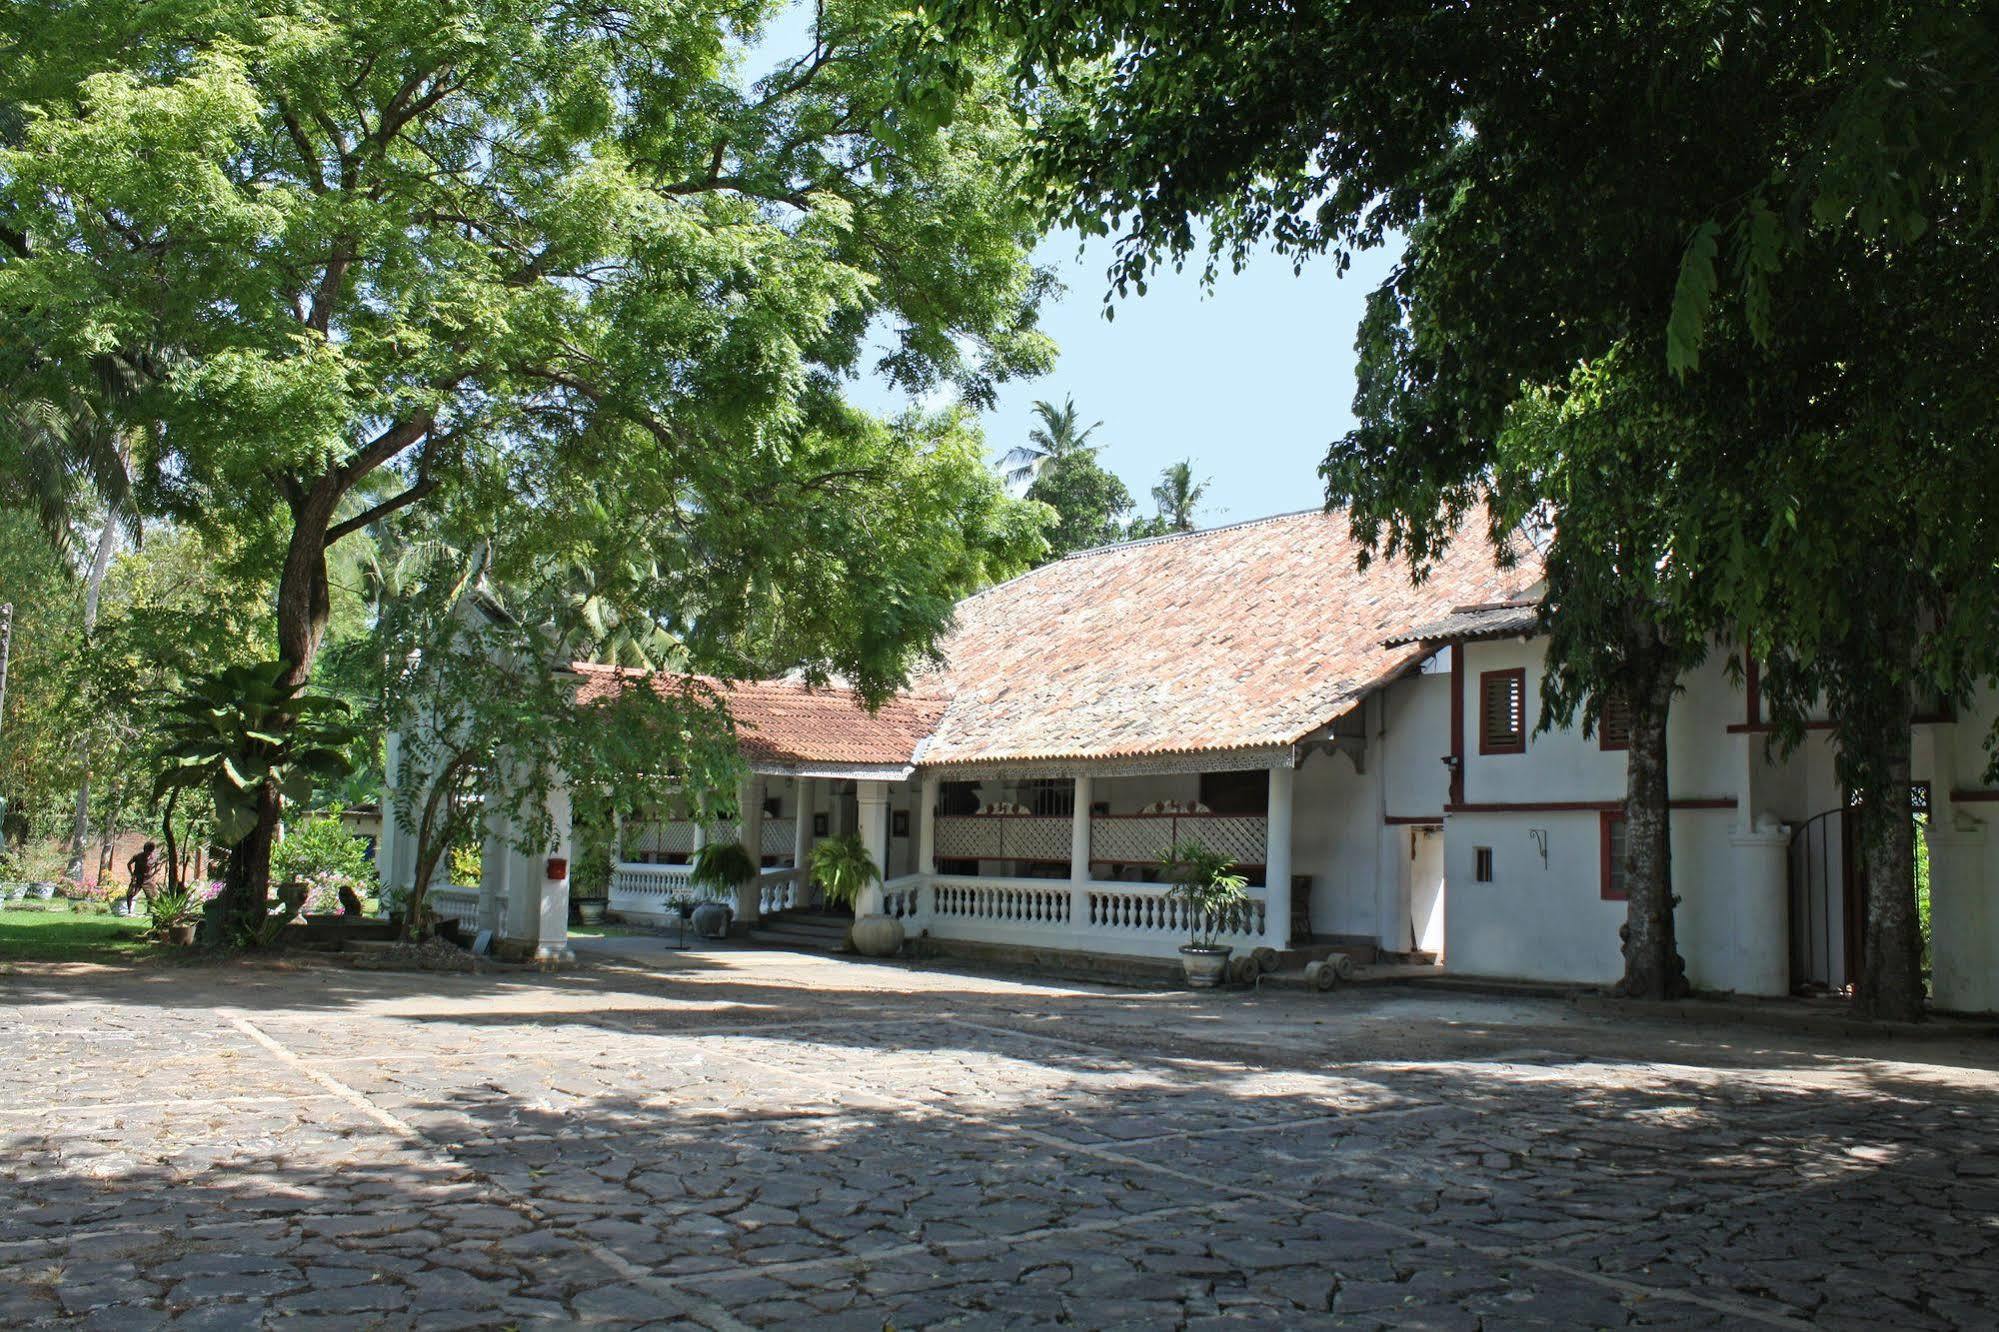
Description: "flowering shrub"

(272, 811), (378, 914)
(300, 871), (365, 915)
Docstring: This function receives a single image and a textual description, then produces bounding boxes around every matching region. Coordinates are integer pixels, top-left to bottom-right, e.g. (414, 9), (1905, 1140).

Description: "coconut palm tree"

(1151, 460), (1210, 533)
(998, 396), (1104, 488)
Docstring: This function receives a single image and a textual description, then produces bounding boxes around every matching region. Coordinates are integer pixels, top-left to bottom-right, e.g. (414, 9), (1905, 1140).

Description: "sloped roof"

(1382, 600), (1541, 648)
(919, 510), (1527, 766)
(570, 664), (942, 773)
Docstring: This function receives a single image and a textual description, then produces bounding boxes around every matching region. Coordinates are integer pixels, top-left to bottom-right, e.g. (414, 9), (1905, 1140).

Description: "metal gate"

(1788, 806), (1857, 994)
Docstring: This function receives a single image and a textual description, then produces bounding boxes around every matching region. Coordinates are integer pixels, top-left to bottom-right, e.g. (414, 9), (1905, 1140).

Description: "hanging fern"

(689, 840), (758, 894)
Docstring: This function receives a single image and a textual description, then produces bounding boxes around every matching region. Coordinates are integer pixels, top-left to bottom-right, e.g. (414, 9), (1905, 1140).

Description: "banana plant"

(150, 662), (358, 847)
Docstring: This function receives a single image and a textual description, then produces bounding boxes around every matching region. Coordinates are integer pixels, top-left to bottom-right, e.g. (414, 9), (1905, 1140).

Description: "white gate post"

(917, 773), (939, 878)
(1265, 763), (1295, 948)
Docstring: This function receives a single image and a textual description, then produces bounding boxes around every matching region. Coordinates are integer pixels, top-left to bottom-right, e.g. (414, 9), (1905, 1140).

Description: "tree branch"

(327, 475), (440, 545)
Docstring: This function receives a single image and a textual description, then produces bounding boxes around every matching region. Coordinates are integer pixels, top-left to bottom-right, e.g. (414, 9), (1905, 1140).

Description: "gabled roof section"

(1382, 600), (1542, 648)
(921, 509), (1528, 766)
(570, 664), (943, 776)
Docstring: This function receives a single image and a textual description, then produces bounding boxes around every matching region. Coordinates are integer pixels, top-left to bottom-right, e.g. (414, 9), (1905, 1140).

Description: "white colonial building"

(378, 509), (1999, 1012)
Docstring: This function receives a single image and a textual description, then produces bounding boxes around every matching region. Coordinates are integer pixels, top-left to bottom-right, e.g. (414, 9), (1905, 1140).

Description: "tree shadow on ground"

(4, 959), (1998, 1327)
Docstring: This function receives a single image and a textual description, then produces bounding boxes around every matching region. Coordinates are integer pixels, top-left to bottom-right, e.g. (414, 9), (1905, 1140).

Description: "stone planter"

(32, 882), (57, 901)
(1178, 943), (1233, 989)
(690, 900), (732, 939)
(849, 913), (904, 958)
(577, 899), (607, 926)
(166, 922), (197, 947)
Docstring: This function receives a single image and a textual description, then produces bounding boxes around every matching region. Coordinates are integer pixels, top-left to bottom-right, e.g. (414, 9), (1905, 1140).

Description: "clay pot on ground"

(1178, 943), (1232, 988)
(167, 923), (197, 947)
(576, 899), (607, 926)
(689, 900), (732, 939)
(848, 913), (905, 958)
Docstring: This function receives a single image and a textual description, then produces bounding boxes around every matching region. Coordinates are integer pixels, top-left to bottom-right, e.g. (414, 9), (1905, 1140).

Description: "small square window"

(1599, 691), (1631, 751)
(1600, 812), (1628, 901)
(1473, 846), (1494, 883)
(1480, 669), (1527, 754)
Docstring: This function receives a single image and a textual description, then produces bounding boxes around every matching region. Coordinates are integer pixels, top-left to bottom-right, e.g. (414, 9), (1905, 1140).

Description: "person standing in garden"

(123, 842), (158, 915)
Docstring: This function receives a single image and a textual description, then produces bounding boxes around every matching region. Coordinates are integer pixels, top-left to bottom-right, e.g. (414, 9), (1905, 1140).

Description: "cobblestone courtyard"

(4, 942), (1997, 1330)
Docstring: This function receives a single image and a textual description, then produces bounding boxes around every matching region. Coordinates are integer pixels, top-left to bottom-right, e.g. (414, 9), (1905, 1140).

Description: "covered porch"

(606, 753), (1312, 964)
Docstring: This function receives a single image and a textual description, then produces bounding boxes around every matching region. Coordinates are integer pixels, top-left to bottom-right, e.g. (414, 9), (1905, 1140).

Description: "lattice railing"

(933, 815), (1072, 862)
(759, 819), (794, 860)
(1090, 814), (1267, 866)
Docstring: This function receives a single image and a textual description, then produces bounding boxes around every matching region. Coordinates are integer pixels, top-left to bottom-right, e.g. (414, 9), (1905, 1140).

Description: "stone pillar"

(377, 729), (407, 903)
(1069, 773), (1093, 931)
(1265, 763), (1295, 948)
(1727, 820), (1790, 996)
(477, 793), (510, 939)
(736, 775), (766, 922)
(857, 780), (889, 915)
(917, 773), (939, 878)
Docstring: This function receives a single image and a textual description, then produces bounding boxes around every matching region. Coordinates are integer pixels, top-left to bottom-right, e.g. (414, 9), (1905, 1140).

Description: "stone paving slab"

(1, 945), (1996, 1328)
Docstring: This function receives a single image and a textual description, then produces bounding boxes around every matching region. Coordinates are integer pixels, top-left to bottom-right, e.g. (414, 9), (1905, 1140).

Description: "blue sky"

(750, 7), (1401, 526)
(883, 235), (1403, 527)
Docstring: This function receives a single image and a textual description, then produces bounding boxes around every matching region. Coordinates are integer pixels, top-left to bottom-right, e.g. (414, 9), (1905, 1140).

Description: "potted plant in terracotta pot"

(1162, 838), (1250, 988)
(688, 840), (757, 938)
(809, 835), (900, 957)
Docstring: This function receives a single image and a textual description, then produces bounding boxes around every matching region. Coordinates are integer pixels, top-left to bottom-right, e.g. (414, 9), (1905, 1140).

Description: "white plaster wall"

(1381, 668), (1451, 819)
(1457, 639), (1741, 807)
(1445, 811), (1620, 983)
(1292, 744), (1385, 940)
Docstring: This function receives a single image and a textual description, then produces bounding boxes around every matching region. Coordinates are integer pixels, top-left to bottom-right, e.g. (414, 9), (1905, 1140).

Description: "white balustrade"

(904, 874), (1268, 960)
(427, 885), (483, 932)
(881, 873), (926, 921)
(757, 866), (802, 915)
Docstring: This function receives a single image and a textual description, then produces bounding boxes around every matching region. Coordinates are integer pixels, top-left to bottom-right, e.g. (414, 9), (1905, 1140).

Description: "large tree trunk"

(65, 505), (121, 880)
(1848, 624), (1923, 1020)
(223, 483), (339, 936)
(1614, 619), (1690, 1000)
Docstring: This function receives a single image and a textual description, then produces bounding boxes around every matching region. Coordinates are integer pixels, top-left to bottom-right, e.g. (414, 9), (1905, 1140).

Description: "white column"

(917, 773), (939, 878)
(477, 792), (510, 939)
(534, 782), (575, 964)
(1069, 773), (1093, 931)
(793, 777), (815, 879)
(857, 779), (889, 915)
(1265, 763), (1295, 948)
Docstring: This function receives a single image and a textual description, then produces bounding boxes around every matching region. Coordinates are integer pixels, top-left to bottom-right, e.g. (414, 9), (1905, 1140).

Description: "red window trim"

(1479, 668), (1528, 755)
(1599, 810), (1628, 902)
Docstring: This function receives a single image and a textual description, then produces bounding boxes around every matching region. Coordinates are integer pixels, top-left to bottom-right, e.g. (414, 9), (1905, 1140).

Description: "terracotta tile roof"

(920, 510), (1530, 765)
(570, 664), (942, 771)
(1382, 600), (1542, 648)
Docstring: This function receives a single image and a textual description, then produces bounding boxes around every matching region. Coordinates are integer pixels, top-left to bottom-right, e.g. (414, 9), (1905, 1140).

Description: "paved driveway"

(3, 941), (1997, 1329)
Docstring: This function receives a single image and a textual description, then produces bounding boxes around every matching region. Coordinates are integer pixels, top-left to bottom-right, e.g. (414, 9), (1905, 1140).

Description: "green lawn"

(0, 906), (159, 961)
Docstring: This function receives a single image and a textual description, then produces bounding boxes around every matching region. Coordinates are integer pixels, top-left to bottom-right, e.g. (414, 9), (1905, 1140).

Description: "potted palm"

(810, 835), (900, 957)
(1162, 838), (1250, 988)
(688, 840), (757, 938)
(147, 884), (204, 947)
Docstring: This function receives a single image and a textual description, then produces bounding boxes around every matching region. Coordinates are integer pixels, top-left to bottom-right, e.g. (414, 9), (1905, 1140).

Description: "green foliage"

(446, 840), (483, 889)
(1, 0), (1058, 911)
(1025, 451), (1132, 560)
(144, 882), (201, 935)
(0, 907), (153, 960)
(150, 661), (357, 847)
(808, 834), (880, 909)
(271, 809), (377, 894)
(1149, 460), (1208, 534)
(689, 840), (759, 895)
(1160, 838), (1249, 949)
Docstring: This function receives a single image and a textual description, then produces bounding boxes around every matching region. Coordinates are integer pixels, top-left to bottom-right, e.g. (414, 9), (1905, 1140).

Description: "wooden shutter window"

(1599, 691), (1632, 752)
(1479, 669), (1527, 754)
(1600, 811), (1629, 901)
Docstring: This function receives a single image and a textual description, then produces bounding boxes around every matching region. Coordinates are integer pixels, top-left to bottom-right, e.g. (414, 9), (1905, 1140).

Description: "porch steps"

(745, 910), (851, 953)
